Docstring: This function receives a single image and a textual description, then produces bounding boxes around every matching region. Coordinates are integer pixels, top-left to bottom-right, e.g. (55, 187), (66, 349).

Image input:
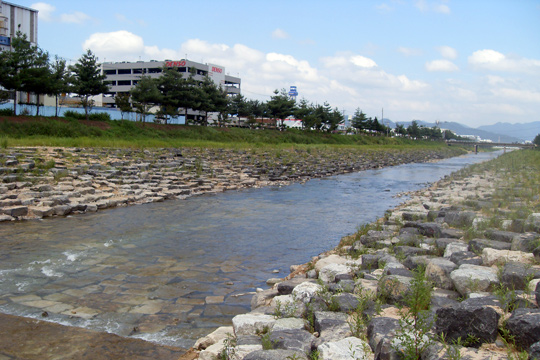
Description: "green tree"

(48, 56), (69, 117)
(352, 108), (367, 132)
(114, 93), (132, 120)
(156, 66), (188, 124)
(267, 89), (296, 130)
(407, 120), (421, 139)
(0, 31), (49, 115)
(395, 123), (407, 136)
(325, 107), (343, 132)
(197, 75), (228, 126)
(533, 133), (540, 147)
(130, 75), (161, 124)
(294, 98), (314, 130)
(70, 49), (109, 121)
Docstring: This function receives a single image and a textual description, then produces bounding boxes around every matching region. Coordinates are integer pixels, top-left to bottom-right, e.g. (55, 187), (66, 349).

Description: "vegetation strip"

(193, 149), (540, 360)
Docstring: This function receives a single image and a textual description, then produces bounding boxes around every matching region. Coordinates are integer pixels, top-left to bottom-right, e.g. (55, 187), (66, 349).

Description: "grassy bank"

(0, 116), (464, 152)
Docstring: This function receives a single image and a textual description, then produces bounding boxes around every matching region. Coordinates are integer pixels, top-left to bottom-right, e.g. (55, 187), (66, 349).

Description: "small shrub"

(0, 108), (15, 116)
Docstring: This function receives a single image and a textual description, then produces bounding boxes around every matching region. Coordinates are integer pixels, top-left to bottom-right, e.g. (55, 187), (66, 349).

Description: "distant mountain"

(387, 120), (524, 143)
(477, 122), (540, 142)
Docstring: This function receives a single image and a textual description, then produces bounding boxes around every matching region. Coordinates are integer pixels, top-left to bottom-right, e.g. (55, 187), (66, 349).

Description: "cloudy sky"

(20, 0), (540, 128)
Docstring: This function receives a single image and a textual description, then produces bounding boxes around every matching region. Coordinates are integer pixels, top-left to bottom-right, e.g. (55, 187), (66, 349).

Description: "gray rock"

(506, 308), (540, 350)
(384, 268), (413, 277)
(469, 238), (511, 253)
(529, 341), (540, 360)
(2, 206), (28, 217)
(251, 289), (279, 310)
(277, 278), (314, 295)
(361, 254), (380, 270)
(313, 311), (349, 334)
(243, 349), (308, 360)
(425, 257), (457, 290)
(444, 211), (476, 227)
(404, 222), (442, 237)
(317, 337), (372, 360)
(360, 230), (394, 245)
(268, 329), (315, 353)
(449, 264), (498, 296)
(436, 303), (500, 347)
(501, 262), (539, 291)
(367, 316), (399, 352)
(449, 251), (483, 266)
(377, 275), (412, 305)
(511, 232), (540, 252)
(485, 229), (520, 243)
(402, 255), (432, 271)
(334, 293), (360, 312)
(439, 228), (464, 239)
(394, 246), (430, 258)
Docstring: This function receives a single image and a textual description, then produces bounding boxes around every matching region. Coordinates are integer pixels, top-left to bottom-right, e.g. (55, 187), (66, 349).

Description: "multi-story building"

(0, 0), (38, 52)
(101, 59), (241, 117)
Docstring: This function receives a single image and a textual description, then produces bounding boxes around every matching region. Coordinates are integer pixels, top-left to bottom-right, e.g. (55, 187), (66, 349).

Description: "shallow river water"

(0, 151), (502, 348)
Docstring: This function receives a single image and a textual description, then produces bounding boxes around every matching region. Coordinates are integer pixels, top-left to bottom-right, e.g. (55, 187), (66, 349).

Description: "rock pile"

(193, 162), (540, 359)
(0, 146), (459, 223)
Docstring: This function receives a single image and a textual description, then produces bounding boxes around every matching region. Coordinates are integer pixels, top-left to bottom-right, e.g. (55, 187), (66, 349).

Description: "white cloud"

(31, 2), (55, 22)
(468, 49), (540, 73)
(59, 11), (91, 24)
(31, 3), (91, 24)
(397, 47), (423, 57)
(83, 31), (145, 58)
(425, 59), (459, 72)
(491, 88), (540, 103)
(437, 46), (457, 59)
(272, 28), (289, 39)
(415, 0), (450, 14)
(351, 55), (377, 68)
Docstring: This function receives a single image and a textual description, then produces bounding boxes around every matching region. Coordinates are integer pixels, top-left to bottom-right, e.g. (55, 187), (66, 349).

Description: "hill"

(477, 121), (540, 142)
(388, 119), (524, 143)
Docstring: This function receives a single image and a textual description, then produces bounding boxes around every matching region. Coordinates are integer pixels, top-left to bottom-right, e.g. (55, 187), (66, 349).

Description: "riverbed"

(0, 150), (502, 349)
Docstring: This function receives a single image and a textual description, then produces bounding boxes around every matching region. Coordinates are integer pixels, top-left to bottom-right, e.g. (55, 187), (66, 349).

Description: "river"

(0, 150), (502, 348)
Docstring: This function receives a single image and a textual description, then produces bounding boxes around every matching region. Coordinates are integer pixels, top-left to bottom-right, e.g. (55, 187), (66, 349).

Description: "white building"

(101, 59), (241, 121)
(0, 1), (38, 52)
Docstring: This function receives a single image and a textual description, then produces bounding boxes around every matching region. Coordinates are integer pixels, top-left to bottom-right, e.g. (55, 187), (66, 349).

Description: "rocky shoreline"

(0, 146), (462, 223)
(191, 150), (540, 360)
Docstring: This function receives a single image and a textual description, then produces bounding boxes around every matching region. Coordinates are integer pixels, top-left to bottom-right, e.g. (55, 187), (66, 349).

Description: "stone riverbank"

(192, 151), (540, 360)
(0, 146), (462, 223)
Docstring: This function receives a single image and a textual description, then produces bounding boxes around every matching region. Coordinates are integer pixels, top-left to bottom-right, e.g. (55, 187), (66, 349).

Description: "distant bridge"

(446, 140), (536, 149)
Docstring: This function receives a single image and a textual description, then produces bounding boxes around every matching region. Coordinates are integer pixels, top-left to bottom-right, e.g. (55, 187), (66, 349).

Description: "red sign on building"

(165, 60), (186, 67)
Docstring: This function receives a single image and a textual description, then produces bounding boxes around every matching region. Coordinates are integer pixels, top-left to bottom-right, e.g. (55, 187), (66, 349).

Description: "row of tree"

(0, 32), (108, 120)
(0, 32), (457, 139)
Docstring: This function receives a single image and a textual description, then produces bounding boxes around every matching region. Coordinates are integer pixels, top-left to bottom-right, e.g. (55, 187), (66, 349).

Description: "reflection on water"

(0, 151), (501, 348)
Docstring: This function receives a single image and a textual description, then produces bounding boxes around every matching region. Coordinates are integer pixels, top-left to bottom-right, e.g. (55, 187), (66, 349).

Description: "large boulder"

(292, 282), (323, 305)
(268, 329), (315, 354)
(444, 211), (476, 227)
(317, 337), (373, 360)
(469, 238), (511, 253)
(319, 263), (351, 283)
(511, 232), (540, 252)
(277, 277), (315, 295)
(443, 242), (469, 258)
(484, 229), (520, 243)
(243, 349), (308, 360)
(449, 251), (482, 266)
(377, 275), (412, 304)
(506, 308), (540, 350)
(436, 303), (500, 346)
(232, 313), (276, 336)
(449, 264), (498, 296)
(366, 317), (400, 352)
(500, 262), (540, 291)
(482, 248), (535, 267)
(425, 257), (457, 290)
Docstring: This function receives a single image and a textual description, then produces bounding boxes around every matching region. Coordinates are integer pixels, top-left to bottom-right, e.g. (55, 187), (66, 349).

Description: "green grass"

(0, 115), (471, 153)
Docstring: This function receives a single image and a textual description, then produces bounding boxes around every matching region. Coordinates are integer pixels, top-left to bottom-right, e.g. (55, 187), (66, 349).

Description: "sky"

(14, 0), (540, 128)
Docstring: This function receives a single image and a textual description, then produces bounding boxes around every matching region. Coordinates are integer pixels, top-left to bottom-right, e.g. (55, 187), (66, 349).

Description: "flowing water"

(0, 151), (502, 348)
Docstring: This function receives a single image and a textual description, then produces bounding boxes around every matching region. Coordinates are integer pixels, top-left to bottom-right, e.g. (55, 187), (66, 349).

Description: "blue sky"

(16, 0), (540, 128)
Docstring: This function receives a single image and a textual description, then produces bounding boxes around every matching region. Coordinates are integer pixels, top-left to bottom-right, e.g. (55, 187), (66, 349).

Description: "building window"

(148, 68), (162, 74)
(104, 69), (116, 75)
(133, 68), (144, 74)
(106, 80), (117, 86)
(118, 80), (131, 86)
(118, 69), (131, 75)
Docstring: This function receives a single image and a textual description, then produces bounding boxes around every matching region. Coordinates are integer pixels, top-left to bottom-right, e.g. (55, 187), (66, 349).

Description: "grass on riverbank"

(1, 115), (466, 152)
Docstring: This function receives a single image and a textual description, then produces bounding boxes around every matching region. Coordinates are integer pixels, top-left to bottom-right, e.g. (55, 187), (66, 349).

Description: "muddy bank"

(0, 146), (464, 223)
(0, 313), (189, 360)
